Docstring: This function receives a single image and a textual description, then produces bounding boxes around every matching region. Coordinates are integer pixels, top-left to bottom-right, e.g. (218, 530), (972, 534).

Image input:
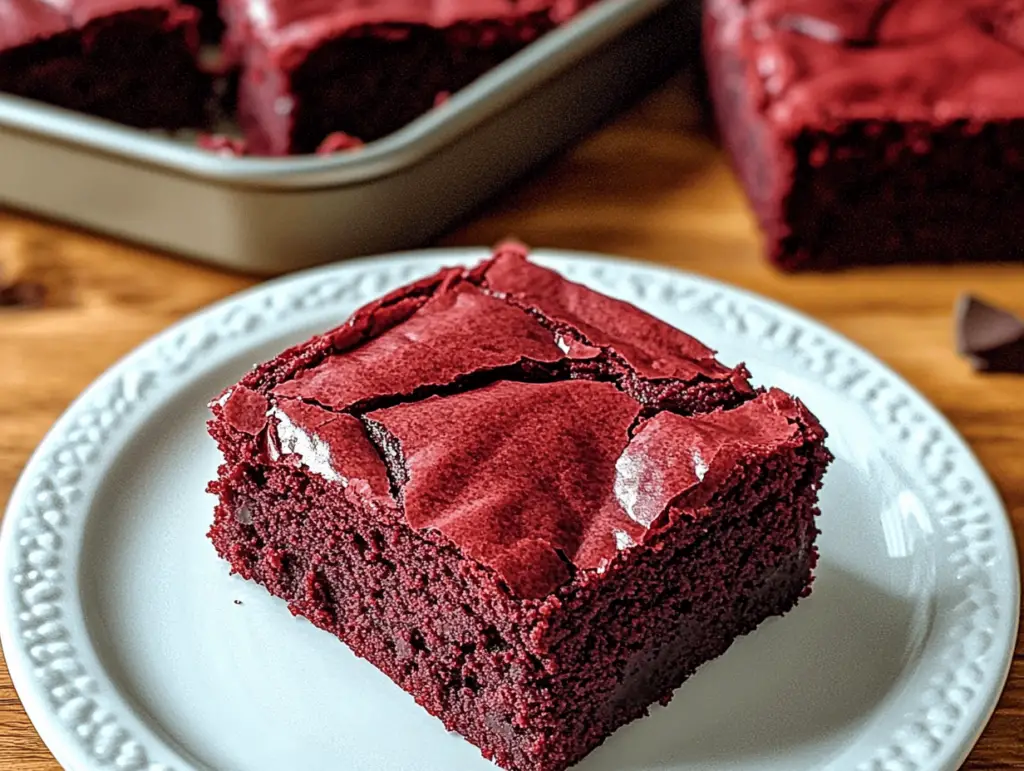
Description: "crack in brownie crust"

(207, 244), (832, 771)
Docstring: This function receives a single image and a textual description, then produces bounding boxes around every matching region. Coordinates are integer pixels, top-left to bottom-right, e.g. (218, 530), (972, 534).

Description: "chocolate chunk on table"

(956, 294), (1024, 373)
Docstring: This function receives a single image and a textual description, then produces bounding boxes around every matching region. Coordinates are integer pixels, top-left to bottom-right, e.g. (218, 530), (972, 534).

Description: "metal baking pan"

(0, 0), (695, 275)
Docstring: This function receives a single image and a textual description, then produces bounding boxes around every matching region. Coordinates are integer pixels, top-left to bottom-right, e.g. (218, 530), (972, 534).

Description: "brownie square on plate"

(0, 0), (207, 128)
(207, 244), (832, 771)
(704, 0), (1024, 270)
(220, 0), (593, 154)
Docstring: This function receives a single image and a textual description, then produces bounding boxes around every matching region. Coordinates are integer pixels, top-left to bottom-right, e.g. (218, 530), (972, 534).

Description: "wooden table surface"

(1, 73), (1022, 769)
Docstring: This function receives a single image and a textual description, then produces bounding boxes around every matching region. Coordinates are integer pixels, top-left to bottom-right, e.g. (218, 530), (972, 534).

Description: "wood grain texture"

(0, 72), (1021, 770)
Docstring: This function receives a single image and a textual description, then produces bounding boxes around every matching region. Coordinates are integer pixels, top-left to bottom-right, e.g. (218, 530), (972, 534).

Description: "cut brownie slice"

(0, 0), (208, 129)
(704, 0), (1024, 270)
(207, 244), (831, 771)
(220, 0), (594, 154)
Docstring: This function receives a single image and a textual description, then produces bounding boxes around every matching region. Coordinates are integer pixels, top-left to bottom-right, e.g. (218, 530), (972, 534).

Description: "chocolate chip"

(955, 294), (1024, 373)
(0, 281), (46, 309)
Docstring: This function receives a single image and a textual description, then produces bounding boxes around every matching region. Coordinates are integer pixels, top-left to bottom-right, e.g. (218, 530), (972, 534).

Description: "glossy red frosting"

(710, 0), (1024, 129)
(214, 247), (820, 599)
(1, 0), (183, 49)
(234, 0), (585, 50)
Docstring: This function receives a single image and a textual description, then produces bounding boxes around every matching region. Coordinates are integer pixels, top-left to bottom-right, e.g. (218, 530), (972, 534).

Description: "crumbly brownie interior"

(209, 393), (826, 770)
(207, 251), (830, 771)
(784, 121), (1024, 268)
(524, 433), (826, 768)
(286, 19), (552, 153)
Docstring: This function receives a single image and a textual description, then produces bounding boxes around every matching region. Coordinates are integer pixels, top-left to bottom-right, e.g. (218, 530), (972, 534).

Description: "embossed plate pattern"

(0, 249), (1017, 771)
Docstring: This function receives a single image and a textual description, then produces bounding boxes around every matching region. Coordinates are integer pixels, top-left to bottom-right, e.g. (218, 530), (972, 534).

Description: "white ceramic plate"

(1, 249), (1017, 771)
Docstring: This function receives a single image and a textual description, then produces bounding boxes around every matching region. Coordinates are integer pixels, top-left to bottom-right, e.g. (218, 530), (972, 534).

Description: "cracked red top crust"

(479, 249), (740, 382)
(212, 246), (822, 599)
(273, 283), (566, 410)
(709, 0), (1024, 128)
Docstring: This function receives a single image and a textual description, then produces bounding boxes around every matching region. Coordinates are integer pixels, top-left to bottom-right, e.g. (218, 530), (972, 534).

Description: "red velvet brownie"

(220, 0), (594, 154)
(207, 244), (832, 771)
(705, 0), (1024, 270)
(0, 0), (207, 128)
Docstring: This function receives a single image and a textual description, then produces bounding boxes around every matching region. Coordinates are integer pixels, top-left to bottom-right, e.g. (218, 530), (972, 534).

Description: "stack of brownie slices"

(207, 244), (833, 771)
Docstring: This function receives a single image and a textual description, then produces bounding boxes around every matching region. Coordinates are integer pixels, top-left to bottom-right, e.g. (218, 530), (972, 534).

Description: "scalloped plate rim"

(0, 247), (1017, 771)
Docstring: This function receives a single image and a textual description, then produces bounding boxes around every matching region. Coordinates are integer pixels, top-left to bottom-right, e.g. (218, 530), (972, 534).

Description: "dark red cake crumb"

(207, 244), (832, 771)
(705, 0), (1024, 270)
(0, 0), (209, 129)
